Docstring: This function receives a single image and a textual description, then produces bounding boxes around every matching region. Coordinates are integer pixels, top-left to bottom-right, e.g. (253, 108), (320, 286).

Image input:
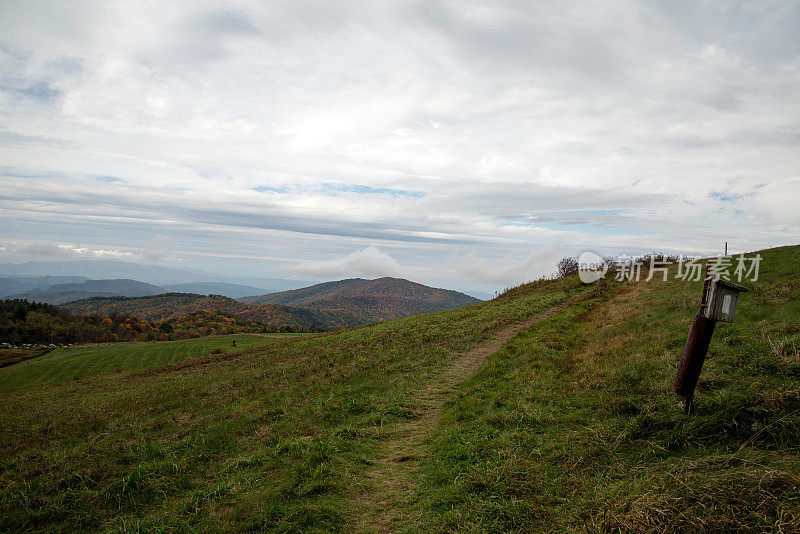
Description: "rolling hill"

(1, 245), (797, 532)
(10, 278), (165, 304)
(241, 277), (481, 322)
(0, 275), (89, 298)
(60, 292), (362, 330)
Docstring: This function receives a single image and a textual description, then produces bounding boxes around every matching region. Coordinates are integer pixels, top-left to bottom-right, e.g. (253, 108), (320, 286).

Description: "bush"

(556, 257), (579, 278)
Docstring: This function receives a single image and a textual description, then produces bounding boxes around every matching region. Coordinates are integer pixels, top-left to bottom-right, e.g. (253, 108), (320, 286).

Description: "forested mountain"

(240, 277), (480, 322)
(61, 293), (362, 330)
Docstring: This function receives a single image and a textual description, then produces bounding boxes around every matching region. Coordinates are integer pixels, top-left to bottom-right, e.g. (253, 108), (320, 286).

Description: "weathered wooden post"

(674, 273), (748, 413)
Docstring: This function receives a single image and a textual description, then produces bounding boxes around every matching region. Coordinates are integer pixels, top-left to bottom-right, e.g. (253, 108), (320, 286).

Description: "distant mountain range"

(0, 260), (309, 293)
(0, 275), (90, 299)
(1, 276), (298, 302)
(1, 260), (483, 329)
(240, 277), (481, 322)
(56, 278), (480, 329)
(6, 279), (164, 305)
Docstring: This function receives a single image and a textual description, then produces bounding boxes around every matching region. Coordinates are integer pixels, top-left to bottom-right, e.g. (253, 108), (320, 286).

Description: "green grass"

(0, 277), (580, 532)
(0, 245), (798, 532)
(411, 245), (800, 532)
(0, 334), (290, 392)
(0, 347), (52, 368)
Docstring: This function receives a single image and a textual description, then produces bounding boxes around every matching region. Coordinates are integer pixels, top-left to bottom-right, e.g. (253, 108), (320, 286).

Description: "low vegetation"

(0, 277), (577, 531)
(0, 245), (797, 532)
(413, 245), (800, 532)
(0, 334), (285, 393)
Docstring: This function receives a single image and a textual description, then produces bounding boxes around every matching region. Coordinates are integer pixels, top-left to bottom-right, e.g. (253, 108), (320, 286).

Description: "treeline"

(0, 299), (324, 346)
(159, 310), (325, 339)
(0, 299), (153, 345)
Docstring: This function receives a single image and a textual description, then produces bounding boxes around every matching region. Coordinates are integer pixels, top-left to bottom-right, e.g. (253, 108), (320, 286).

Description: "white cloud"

(458, 245), (573, 286)
(293, 246), (408, 279)
(143, 235), (175, 262)
(751, 179), (800, 227)
(6, 241), (136, 259)
(0, 1), (798, 290)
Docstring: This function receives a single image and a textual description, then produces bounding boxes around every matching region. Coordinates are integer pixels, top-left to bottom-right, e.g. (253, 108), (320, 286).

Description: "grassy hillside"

(0, 276), (576, 531)
(0, 245), (797, 532)
(241, 277), (480, 322)
(411, 245), (800, 532)
(0, 334), (284, 393)
(62, 292), (362, 329)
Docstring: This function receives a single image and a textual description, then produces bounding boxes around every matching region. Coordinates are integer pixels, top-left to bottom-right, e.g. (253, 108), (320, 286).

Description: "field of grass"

(0, 276), (579, 531)
(412, 245), (800, 532)
(0, 245), (798, 532)
(0, 334), (292, 392)
(0, 347), (51, 369)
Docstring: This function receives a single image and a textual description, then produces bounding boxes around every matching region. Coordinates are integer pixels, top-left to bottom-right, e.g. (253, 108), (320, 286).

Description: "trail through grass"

(410, 246), (800, 532)
(349, 300), (579, 533)
(0, 245), (796, 532)
(0, 278), (581, 531)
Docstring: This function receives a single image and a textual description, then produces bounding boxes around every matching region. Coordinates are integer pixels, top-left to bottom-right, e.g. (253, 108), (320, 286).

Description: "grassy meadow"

(414, 245), (800, 532)
(0, 245), (798, 532)
(0, 277), (580, 531)
(0, 334), (291, 393)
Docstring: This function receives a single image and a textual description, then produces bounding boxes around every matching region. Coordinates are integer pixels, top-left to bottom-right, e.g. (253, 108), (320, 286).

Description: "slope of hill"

(241, 277), (481, 322)
(61, 292), (362, 329)
(10, 278), (165, 304)
(0, 246), (797, 532)
(0, 334), (282, 392)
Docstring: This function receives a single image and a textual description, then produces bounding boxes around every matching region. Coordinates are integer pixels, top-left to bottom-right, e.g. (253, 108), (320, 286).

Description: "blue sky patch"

(321, 183), (425, 198)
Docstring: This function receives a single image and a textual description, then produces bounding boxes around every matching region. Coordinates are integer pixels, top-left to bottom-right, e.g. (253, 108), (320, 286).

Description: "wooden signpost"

(673, 265), (748, 414)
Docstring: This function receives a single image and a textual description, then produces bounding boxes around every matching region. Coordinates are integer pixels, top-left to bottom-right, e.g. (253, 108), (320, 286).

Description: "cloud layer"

(293, 246), (408, 279)
(1, 1), (798, 290)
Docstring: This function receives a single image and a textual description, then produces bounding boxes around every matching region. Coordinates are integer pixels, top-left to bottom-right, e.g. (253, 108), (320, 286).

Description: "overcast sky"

(1, 0), (798, 292)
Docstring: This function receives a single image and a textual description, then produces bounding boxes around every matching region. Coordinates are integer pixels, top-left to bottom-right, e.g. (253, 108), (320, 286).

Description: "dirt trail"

(349, 304), (567, 533)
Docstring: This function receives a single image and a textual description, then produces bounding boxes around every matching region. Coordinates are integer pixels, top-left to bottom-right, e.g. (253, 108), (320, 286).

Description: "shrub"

(556, 257), (579, 278)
